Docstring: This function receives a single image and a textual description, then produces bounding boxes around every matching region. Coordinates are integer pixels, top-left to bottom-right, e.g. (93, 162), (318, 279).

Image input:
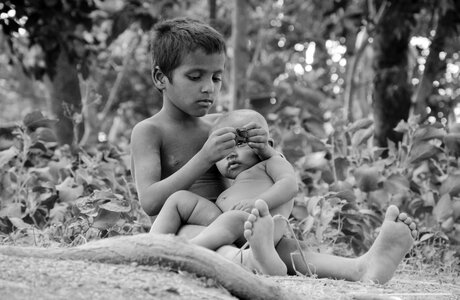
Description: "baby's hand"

(231, 199), (256, 213)
(201, 127), (236, 164)
(242, 122), (271, 159)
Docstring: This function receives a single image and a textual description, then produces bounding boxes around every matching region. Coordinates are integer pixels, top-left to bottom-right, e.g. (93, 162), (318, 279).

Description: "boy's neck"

(160, 103), (201, 124)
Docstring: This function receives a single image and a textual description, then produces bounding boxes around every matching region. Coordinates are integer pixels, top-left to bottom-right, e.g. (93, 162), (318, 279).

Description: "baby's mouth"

(227, 161), (239, 170)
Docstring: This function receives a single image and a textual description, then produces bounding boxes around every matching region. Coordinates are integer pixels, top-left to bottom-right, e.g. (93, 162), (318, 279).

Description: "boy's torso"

(154, 113), (226, 200)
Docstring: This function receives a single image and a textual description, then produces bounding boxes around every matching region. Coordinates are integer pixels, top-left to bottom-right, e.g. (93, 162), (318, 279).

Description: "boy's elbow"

(139, 194), (162, 216)
(286, 177), (299, 199)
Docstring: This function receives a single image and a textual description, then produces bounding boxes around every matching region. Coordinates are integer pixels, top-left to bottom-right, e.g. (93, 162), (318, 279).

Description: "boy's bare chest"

(161, 126), (209, 173)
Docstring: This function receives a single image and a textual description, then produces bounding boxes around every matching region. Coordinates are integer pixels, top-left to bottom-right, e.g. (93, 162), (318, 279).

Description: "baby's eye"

(236, 141), (246, 147)
(212, 76), (222, 82)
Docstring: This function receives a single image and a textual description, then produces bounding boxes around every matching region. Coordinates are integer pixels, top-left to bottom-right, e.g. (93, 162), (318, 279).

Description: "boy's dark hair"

(151, 17), (226, 81)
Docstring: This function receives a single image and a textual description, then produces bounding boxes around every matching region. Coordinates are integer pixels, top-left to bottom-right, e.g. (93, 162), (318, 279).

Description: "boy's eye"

(187, 75), (201, 81)
(213, 76), (222, 82)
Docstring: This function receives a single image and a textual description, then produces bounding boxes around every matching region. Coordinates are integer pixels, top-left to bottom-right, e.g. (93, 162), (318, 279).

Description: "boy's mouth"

(197, 99), (213, 106)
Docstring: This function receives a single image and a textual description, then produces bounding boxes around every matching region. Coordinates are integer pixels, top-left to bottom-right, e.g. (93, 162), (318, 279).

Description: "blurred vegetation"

(0, 0), (459, 272)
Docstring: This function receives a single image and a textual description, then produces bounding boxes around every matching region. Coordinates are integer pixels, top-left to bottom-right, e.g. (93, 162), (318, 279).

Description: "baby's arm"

(131, 121), (236, 216)
(255, 156), (298, 209)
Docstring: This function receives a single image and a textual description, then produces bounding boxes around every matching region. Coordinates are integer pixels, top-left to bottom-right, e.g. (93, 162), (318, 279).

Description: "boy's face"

(161, 49), (226, 117)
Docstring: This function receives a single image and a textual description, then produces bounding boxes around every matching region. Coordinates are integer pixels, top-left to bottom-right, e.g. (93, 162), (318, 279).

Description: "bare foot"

(243, 199), (287, 275)
(359, 205), (417, 284)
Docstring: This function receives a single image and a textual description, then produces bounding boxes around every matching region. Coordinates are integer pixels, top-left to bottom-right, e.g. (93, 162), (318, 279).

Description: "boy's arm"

(255, 156), (298, 209)
(131, 121), (235, 216)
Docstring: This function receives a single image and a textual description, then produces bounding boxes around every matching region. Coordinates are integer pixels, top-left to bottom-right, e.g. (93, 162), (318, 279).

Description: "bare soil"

(1, 253), (458, 300)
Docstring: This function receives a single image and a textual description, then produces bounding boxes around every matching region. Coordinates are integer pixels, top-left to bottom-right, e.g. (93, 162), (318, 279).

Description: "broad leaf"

(0, 146), (19, 169)
(346, 118), (373, 134)
(351, 126), (374, 148)
(407, 142), (442, 164)
(433, 194), (453, 223)
(56, 177), (84, 202)
(412, 125), (446, 144)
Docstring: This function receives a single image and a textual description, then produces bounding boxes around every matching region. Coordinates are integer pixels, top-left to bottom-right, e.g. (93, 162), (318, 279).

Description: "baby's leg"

(190, 210), (248, 250)
(276, 205), (417, 283)
(150, 190), (222, 234)
(242, 199), (287, 275)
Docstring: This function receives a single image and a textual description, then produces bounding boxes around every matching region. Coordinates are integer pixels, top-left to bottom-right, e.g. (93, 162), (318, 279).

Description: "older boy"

(131, 17), (417, 283)
(150, 109), (297, 275)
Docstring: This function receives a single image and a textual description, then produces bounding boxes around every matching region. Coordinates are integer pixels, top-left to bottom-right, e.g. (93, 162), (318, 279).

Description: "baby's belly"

(189, 177), (226, 201)
(216, 181), (272, 211)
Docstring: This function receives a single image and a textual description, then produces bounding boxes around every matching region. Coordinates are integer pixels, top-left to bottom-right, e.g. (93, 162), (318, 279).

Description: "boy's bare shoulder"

(131, 115), (164, 143)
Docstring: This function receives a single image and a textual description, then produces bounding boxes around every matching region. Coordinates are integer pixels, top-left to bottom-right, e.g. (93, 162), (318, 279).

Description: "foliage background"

(0, 0), (459, 273)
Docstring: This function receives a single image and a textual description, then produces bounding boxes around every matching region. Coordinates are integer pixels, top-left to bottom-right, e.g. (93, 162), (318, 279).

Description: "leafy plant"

(0, 111), (149, 246)
(278, 107), (460, 266)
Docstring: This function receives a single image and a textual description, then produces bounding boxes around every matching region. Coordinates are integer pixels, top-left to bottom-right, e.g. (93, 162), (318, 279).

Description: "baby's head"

(213, 109), (269, 135)
(213, 109), (272, 179)
(150, 17), (227, 82)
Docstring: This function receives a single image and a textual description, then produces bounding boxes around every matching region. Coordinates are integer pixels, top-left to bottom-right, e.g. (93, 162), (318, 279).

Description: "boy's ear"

(152, 67), (166, 90)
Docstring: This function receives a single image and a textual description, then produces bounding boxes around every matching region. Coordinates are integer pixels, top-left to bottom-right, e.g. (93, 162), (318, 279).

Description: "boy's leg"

(276, 205), (417, 283)
(150, 190), (222, 234)
(190, 210), (248, 250)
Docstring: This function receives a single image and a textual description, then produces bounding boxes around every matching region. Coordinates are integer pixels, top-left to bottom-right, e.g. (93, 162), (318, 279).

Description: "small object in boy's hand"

(235, 128), (248, 144)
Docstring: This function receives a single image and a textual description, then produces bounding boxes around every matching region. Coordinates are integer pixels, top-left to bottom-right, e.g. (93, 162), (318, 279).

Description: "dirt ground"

(1, 253), (458, 300)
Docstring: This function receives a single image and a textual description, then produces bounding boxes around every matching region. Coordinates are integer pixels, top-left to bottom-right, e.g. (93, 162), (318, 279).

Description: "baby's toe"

(248, 213), (257, 222)
(244, 220), (253, 230)
(244, 229), (252, 240)
(398, 212), (407, 222)
(411, 229), (418, 239)
(403, 217), (412, 225)
(409, 222), (416, 230)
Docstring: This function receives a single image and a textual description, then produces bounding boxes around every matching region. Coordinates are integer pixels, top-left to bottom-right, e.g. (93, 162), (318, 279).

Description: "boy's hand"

(231, 199), (256, 213)
(243, 122), (273, 159)
(201, 127), (236, 164)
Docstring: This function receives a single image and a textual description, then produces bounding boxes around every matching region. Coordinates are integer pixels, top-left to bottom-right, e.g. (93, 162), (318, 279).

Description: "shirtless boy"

(130, 17), (418, 284)
(150, 109), (298, 275)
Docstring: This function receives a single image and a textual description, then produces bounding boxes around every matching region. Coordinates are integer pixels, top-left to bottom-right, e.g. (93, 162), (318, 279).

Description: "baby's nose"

(227, 152), (237, 160)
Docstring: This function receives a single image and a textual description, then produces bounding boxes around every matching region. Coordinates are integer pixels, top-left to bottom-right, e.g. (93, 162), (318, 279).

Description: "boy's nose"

(201, 79), (215, 93)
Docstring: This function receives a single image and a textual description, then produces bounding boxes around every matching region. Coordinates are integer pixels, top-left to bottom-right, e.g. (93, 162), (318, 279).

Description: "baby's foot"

(243, 199), (287, 275)
(359, 205), (417, 284)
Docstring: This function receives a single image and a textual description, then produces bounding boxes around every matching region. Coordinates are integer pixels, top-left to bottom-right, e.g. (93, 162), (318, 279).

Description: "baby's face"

(215, 140), (260, 180)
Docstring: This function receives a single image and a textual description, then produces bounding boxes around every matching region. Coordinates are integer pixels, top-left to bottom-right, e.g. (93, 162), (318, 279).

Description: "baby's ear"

(268, 138), (274, 147)
(152, 67), (166, 90)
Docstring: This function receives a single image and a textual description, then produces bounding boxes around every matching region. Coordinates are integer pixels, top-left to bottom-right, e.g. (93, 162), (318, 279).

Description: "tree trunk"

(0, 234), (300, 300)
(412, 7), (459, 120)
(231, 0), (250, 109)
(47, 46), (82, 147)
(372, 2), (412, 148)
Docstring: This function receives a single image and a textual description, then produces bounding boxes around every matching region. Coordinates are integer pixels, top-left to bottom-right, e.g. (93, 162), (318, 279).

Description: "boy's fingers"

(212, 126), (236, 136)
